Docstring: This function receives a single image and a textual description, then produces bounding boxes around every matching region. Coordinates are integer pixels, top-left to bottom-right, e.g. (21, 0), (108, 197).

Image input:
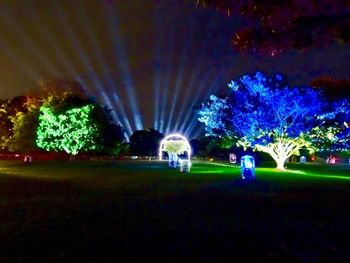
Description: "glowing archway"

(159, 133), (191, 161)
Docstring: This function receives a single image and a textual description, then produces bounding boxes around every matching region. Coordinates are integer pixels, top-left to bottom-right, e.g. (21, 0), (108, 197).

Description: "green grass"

(1, 160), (350, 262)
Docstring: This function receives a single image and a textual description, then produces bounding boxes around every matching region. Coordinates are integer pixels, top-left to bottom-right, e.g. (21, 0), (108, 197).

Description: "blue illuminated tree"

(198, 71), (350, 170)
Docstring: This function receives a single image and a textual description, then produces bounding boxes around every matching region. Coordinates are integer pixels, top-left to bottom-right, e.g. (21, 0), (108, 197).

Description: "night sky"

(0, 0), (349, 137)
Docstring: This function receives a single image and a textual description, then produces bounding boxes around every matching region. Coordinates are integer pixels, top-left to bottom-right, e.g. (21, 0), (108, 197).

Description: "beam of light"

(112, 93), (133, 137)
(153, 9), (164, 131)
(184, 61), (231, 137)
(153, 61), (161, 131)
(52, 5), (99, 81)
(172, 17), (227, 136)
(100, 90), (122, 124)
(181, 39), (234, 138)
(172, 57), (209, 133)
(78, 71), (133, 138)
(158, 23), (176, 134)
(51, 1), (114, 129)
(179, 65), (214, 134)
(0, 9), (58, 76)
(185, 65), (231, 138)
(191, 124), (205, 139)
(73, 76), (88, 93)
(187, 53), (235, 137)
(0, 40), (39, 81)
(103, 3), (143, 131)
(77, 74), (121, 124)
(165, 26), (194, 135)
(100, 90), (125, 137)
(27, 3), (83, 80)
(158, 133), (191, 161)
(73, 1), (133, 137)
(172, 16), (218, 133)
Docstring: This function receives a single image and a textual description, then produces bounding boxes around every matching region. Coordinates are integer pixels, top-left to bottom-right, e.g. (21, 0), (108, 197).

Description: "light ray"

(184, 62), (230, 136)
(0, 40), (39, 81)
(153, 9), (164, 131)
(27, 3), (82, 80)
(165, 25), (194, 135)
(0, 10), (58, 76)
(74, 1), (133, 136)
(158, 23), (176, 133)
(173, 56), (210, 132)
(103, 2), (143, 130)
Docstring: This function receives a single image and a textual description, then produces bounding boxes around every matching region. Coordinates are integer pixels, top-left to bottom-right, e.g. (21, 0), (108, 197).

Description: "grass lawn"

(1, 160), (350, 262)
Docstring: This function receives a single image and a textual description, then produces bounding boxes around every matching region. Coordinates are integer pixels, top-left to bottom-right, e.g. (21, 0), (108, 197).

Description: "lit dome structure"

(158, 134), (191, 163)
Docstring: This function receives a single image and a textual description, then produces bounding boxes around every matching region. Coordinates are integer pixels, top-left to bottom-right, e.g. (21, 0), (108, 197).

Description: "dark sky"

(0, 0), (349, 137)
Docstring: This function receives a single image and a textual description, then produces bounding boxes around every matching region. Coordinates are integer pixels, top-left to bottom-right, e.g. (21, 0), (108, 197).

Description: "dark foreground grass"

(1, 160), (350, 262)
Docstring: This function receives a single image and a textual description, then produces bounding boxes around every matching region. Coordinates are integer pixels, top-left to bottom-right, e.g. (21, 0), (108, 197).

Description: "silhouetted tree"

(129, 129), (164, 156)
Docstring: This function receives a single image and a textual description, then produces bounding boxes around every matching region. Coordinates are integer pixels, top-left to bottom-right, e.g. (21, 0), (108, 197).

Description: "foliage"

(197, 71), (350, 170)
(0, 96), (41, 152)
(163, 140), (188, 155)
(308, 100), (350, 152)
(0, 79), (125, 155)
(92, 105), (125, 155)
(36, 79), (87, 101)
(191, 136), (237, 157)
(36, 105), (100, 155)
(129, 129), (164, 156)
(37, 79), (125, 155)
(196, 0), (350, 56)
(4, 98), (41, 153)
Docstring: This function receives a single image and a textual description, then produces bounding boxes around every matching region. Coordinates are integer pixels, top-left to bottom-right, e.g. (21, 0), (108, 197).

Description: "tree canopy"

(36, 104), (99, 155)
(197, 71), (350, 170)
(0, 96), (41, 153)
(129, 129), (164, 156)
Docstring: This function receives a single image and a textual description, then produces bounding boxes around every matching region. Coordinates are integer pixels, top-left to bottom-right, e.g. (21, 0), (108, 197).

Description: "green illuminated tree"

(36, 104), (100, 155)
(37, 79), (125, 155)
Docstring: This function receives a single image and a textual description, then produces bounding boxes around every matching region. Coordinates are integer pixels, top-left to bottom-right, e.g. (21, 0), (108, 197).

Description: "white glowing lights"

(158, 133), (191, 161)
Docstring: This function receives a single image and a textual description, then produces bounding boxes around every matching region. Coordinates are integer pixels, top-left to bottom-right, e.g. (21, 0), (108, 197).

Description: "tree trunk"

(275, 156), (287, 170)
(257, 141), (296, 171)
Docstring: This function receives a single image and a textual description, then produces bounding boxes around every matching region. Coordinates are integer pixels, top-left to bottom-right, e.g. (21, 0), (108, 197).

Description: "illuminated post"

(240, 155), (256, 180)
(229, 153), (237, 163)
